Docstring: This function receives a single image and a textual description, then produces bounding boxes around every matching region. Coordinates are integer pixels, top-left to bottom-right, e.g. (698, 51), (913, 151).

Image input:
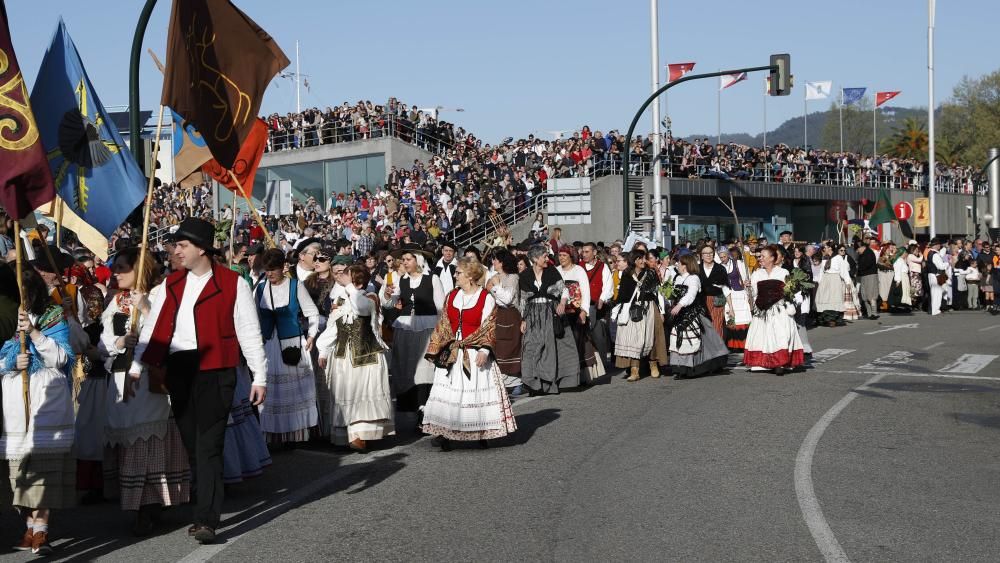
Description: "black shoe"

(478, 439), (490, 449)
(774, 367), (785, 377)
(430, 435), (444, 448)
(192, 525), (216, 544)
(439, 438), (452, 452)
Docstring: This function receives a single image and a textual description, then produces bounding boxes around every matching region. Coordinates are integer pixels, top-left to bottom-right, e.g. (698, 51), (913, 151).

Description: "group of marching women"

(609, 241), (809, 379)
(6, 220), (957, 553)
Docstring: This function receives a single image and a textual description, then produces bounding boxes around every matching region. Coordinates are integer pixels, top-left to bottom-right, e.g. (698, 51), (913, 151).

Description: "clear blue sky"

(7, 0), (997, 143)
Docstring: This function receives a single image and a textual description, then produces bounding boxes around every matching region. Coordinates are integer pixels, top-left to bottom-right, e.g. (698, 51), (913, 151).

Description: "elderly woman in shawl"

(422, 257), (516, 451)
(0, 268), (77, 555)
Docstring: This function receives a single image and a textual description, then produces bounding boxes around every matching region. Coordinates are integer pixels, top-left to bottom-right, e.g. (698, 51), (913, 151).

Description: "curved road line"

(794, 373), (887, 563)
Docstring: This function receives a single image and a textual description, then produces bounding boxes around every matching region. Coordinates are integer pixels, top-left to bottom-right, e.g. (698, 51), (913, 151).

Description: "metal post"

(763, 79), (767, 149)
(989, 148), (1000, 230)
(839, 90), (844, 153)
(295, 40), (301, 114)
(621, 64), (776, 234)
(927, 0), (937, 237)
(650, 0), (663, 246)
(129, 0), (159, 166)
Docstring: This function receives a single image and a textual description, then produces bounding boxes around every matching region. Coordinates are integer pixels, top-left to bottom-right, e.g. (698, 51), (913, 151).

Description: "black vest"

(924, 250), (939, 274)
(400, 275), (437, 316)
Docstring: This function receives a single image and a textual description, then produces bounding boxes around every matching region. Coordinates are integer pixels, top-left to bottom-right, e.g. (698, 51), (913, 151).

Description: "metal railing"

(440, 192), (548, 250)
(590, 158), (987, 194)
(264, 113), (456, 157)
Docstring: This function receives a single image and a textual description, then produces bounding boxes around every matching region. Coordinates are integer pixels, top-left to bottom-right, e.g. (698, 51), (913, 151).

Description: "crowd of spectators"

(98, 97), (983, 256)
(266, 98), (983, 195)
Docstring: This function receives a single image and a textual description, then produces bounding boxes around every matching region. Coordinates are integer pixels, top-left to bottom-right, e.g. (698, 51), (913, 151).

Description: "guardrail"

(590, 158), (987, 194)
(440, 192), (548, 250)
(265, 113), (456, 157)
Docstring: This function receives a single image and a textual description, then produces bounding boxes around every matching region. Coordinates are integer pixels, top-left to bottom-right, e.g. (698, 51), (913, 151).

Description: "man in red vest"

(580, 242), (612, 369)
(130, 218), (267, 544)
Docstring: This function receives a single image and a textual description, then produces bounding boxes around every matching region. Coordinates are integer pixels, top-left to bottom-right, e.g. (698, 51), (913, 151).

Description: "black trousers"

(167, 352), (236, 528)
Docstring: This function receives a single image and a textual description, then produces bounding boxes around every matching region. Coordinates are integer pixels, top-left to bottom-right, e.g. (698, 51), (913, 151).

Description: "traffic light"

(769, 54), (792, 96)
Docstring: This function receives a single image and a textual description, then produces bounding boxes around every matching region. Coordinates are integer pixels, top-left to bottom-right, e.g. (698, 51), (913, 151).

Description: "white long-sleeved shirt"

(818, 255), (853, 285)
(382, 273), (445, 331)
(675, 273), (701, 308)
(257, 278), (320, 339)
(582, 260), (613, 305)
(131, 268), (268, 386)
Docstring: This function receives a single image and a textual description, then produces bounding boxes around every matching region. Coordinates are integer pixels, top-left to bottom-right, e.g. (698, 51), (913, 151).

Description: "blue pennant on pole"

(842, 87), (867, 106)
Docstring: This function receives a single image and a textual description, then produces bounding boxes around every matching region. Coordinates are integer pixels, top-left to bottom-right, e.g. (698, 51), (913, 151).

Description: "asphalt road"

(2, 310), (999, 562)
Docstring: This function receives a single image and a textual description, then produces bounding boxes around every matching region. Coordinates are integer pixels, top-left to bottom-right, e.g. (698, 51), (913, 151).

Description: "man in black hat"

(130, 218), (267, 544)
(434, 240), (457, 293)
(925, 237), (949, 315)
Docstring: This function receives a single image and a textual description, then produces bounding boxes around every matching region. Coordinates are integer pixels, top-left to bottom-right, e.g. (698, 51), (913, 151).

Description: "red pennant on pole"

(667, 62), (696, 82)
(876, 91), (901, 107)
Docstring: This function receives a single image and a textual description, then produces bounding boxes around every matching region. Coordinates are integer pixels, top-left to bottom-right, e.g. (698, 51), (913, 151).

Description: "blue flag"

(29, 20), (145, 239)
(842, 87), (866, 106)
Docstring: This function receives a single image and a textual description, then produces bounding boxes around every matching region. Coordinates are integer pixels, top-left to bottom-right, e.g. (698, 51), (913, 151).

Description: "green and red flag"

(0, 0), (55, 220)
(868, 188), (914, 239)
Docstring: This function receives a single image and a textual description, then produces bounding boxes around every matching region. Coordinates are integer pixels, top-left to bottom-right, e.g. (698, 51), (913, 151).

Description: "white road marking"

(922, 341), (944, 351)
(863, 323), (919, 336)
(819, 369), (1000, 382)
(177, 391), (549, 562)
(857, 351), (915, 371)
(939, 354), (999, 374)
(978, 324), (1000, 332)
(796, 373), (886, 563)
(810, 349), (856, 364)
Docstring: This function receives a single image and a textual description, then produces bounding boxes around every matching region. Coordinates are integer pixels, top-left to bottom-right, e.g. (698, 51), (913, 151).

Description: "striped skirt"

(705, 296), (726, 339)
(116, 424), (190, 511)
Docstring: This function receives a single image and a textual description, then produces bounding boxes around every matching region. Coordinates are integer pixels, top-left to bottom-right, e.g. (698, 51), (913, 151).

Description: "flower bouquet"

(658, 276), (677, 302)
(783, 268), (816, 301)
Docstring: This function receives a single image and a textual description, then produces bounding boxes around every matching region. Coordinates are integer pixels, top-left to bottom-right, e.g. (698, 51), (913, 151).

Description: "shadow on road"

(871, 381), (999, 394)
(950, 412), (1000, 430)
(494, 408), (561, 448)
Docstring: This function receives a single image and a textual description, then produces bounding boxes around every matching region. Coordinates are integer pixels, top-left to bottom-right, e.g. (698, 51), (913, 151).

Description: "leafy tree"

(938, 69), (1000, 167)
(819, 96), (886, 155)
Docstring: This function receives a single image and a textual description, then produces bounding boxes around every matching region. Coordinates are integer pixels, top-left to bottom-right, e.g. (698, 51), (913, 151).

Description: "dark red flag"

(160, 0), (289, 170)
(202, 118), (268, 193)
(0, 1), (55, 220)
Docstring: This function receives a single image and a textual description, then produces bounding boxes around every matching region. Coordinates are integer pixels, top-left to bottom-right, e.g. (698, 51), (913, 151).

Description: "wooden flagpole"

(228, 169), (276, 249)
(55, 201), (63, 247)
(13, 220), (30, 427)
(718, 192), (755, 311)
(121, 105), (165, 395)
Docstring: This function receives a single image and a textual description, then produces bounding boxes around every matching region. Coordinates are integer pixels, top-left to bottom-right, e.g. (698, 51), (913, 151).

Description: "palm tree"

(934, 136), (966, 167)
(882, 118), (928, 160)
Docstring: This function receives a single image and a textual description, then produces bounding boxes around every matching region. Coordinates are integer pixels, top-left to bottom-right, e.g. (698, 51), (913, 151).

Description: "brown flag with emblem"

(0, 0), (55, 220)
(160, 0), (289, 170)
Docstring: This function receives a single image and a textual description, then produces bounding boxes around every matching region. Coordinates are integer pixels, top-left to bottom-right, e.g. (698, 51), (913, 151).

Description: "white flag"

(805, 81), (833, 100)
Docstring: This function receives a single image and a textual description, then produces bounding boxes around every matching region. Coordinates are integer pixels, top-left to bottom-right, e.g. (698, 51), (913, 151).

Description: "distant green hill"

(683, 105), (927, 153)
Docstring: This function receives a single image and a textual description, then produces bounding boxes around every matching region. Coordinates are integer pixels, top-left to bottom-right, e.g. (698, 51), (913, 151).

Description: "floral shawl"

(424, 291), (497, 379)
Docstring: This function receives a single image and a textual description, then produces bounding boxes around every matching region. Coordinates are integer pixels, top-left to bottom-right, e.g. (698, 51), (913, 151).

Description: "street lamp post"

(621, 64), (778, 238)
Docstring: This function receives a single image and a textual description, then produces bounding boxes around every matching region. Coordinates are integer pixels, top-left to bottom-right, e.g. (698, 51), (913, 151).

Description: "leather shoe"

(191, 525), (216, 544)
(13, 529), (33, 551)
(349, 438), (367, 452)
